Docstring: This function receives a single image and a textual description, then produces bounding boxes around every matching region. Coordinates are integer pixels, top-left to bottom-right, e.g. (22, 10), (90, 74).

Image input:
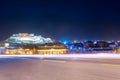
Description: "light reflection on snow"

(0, 53), (120, 59)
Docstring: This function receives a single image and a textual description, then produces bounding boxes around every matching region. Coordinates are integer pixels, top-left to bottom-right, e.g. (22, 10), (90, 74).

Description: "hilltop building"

(5, 33), (53, 44)
(1, 33), (68, 55)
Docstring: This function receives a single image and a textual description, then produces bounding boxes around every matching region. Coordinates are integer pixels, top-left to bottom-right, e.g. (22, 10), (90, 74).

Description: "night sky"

(0, 0), (120, 41)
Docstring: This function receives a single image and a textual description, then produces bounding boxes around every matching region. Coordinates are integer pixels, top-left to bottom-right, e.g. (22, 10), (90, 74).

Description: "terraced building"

(1, 33), (68, 54)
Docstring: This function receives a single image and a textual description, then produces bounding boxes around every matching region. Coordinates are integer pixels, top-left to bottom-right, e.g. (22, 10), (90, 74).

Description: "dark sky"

(0, 0), (120, 41)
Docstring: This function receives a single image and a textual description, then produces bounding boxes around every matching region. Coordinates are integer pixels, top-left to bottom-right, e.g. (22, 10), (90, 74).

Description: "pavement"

(0, 58), (120, 80)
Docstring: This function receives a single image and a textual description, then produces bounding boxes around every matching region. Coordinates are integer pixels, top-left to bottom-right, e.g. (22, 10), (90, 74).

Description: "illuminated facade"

(1, 33), (68, 55)
(5, 49), (68, 55)
(5, 42), (68, 55)
(5, 48), (33, 55)
(37, 49), (67, 54)
(6, 33), (53, 44)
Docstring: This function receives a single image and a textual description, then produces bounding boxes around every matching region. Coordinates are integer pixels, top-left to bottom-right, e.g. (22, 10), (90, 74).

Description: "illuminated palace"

(2, 33), (68, 54)
(5, 33), (53, 44)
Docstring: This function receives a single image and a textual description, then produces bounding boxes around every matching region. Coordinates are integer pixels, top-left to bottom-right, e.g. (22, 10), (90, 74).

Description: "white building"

(6, 33), (53, 44)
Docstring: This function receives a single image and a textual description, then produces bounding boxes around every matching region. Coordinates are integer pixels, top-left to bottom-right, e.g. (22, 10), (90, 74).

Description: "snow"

(0, 53), (120, 59)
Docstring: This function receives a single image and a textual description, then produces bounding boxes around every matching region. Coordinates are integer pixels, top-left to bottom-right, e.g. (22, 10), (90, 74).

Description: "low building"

(37, 49), (67, 54)
(5, 48), (33, 55)
(5, 42), (68, 55)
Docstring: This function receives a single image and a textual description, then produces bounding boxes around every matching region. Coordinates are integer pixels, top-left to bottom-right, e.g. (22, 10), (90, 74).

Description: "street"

(0, 58), (120, 80)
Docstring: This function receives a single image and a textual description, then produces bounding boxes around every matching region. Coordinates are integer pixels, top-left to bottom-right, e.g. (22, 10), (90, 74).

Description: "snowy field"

(0, 53), (120, 59)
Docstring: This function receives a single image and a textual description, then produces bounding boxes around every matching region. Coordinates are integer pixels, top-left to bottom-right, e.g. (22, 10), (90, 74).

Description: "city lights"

(0, 33), (120, 55)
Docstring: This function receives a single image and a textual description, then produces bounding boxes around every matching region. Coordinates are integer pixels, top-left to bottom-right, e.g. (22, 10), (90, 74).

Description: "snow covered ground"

(0, 53), (120, 59)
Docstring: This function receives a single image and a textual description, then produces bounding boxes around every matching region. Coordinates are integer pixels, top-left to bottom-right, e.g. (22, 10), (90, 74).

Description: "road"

(0, 58), (120, 80)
